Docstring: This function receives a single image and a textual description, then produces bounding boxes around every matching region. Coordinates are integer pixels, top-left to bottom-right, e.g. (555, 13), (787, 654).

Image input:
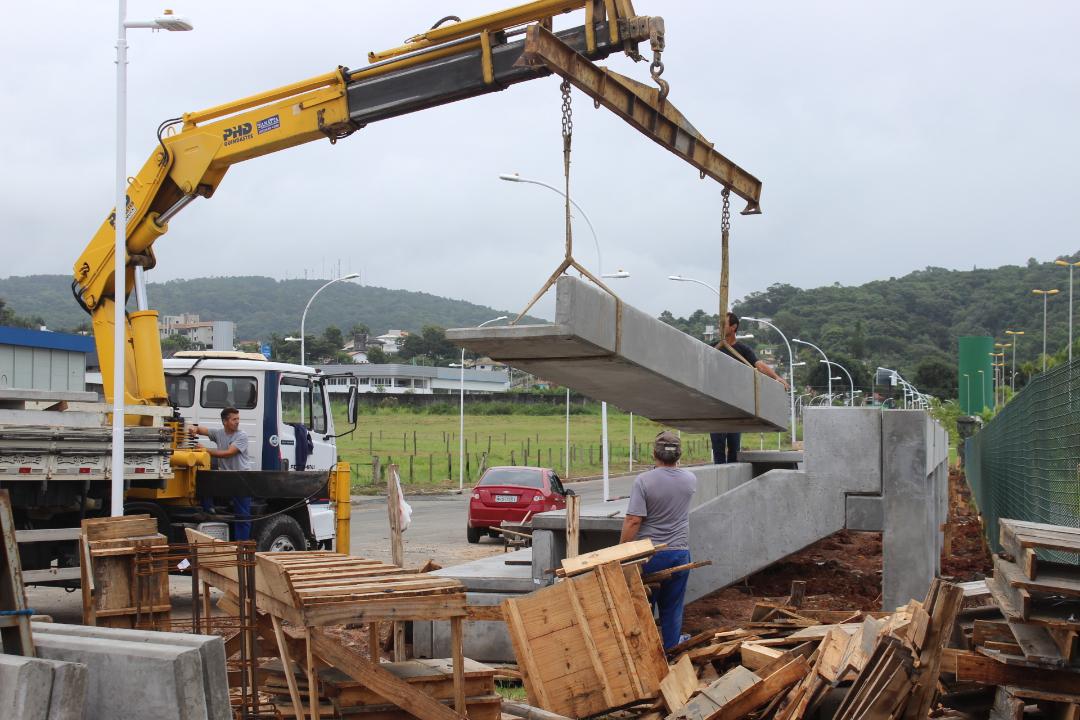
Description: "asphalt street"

(348, 471), (639, 567)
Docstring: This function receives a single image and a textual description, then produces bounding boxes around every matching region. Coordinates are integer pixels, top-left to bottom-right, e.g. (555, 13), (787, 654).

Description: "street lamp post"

(1055, 260), (1080, 364)
(500, 172), (626, 501)
(1032, 288), (1060, 372)
(110, 5), (193, 517)
(456, 316), (507, 492)
(792, 339), (831, 406)
(743, 315), (799, 444)
(300, 273), (360, 366)
(821, 360), (855, 406)
(1005, 330), (1024, 391)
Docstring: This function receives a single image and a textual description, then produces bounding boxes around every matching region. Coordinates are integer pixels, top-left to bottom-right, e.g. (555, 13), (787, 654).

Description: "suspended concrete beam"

(447, 277), (789, 433)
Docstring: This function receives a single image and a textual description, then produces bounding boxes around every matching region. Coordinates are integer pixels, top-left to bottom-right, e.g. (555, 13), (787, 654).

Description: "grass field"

(334, 406), (793, 491)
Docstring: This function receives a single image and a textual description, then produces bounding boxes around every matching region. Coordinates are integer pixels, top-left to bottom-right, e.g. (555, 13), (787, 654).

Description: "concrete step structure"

(420, 409), (949, 662)
(447, 276), (789, 433)
(0, 654), (87, 720)
(30, 624), (229, 720)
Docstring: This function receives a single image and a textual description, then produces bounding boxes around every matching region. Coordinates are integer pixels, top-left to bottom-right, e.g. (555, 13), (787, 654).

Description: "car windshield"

(479, 468), (544, 489)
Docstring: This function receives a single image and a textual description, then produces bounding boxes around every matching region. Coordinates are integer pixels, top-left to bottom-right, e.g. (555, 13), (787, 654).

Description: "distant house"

(467, 357), (506, 372)
(317, 363), (509, 395)
(161, 314), (235, 350)
(373, 329), (409, 355)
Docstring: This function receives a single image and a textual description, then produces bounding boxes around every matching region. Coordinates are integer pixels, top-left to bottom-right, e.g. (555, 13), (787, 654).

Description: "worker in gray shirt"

(192, 406), (253, 540)
(620, 430), (697, 649)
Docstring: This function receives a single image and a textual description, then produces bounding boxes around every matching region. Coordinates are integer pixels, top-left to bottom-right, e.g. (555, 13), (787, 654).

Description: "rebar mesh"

(965, 359), (1080, 557)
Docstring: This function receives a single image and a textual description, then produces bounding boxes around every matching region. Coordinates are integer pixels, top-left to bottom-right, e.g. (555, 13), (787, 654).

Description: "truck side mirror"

(347, 385), (359, 426)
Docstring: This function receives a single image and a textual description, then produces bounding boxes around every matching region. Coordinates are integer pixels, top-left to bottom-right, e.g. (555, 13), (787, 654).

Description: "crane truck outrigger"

(3, 0), (763, 583)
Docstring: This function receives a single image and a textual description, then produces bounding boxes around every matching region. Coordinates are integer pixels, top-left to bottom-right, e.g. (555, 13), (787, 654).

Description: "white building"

(317, 363), (509, 395)
(373, 329), (409, 355)
(161, 314), (235, 350)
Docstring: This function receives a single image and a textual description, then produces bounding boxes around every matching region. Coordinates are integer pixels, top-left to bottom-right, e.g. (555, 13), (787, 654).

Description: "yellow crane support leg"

(331, 461), (352, 554)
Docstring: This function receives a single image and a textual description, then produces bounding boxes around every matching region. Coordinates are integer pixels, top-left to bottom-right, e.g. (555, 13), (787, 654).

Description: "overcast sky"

(2, 2), (1078, 321)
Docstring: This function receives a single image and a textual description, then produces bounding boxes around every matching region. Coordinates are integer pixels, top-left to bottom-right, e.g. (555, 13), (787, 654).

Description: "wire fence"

(965, 358), (1080, 555)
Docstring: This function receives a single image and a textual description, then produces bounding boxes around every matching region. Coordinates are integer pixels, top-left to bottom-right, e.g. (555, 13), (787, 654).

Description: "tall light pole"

(821, 360), (855, 406)
(300, 273), (360, 366)
(793, 339), (831, 406)
(456, 316), (507, 492)
(1055, 260), (1080, 364)
(743, 315), (799, 444)
(993, 345), (1010, 402)
(1005, 330), (1024, 391)
(111, 6), (193, 517)
(1032, 288), (1059, 372)
(500, 172), (626, 501)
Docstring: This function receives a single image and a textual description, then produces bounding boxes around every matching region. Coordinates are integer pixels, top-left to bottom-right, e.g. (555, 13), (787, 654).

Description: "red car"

(467, 466), (568, 543)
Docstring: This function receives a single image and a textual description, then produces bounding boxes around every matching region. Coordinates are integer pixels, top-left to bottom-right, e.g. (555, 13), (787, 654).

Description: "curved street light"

(499, 173), (602, 274)
(743, 316), (799, 444)
(301, 273), (361, 366)
(821, 359), (855, 406)
(454, 315), (507, 491)
(792, 339), (831, 406)
(1032, 288), (1060, 372)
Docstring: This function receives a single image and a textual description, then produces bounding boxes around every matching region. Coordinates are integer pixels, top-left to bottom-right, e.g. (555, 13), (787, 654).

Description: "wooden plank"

(904, 580), (964, 720)
(565, 579), (617, 708)
(309, 629), (465, 720)
(502, 599), (551, 710)
(558, 539), (656, 577)
(387, 464), (404, 568)
(955, 650), (1080, 694)
(740, 643), (785, 671)
(465, 604), (504, 622)
(998, 556), (1080, 599)
(713, 657), (809, 720)
(695, 665), (761, 713)
(306, 629), (320, 720)
(1000, 526), (1038, 580)
(986, 574), (1080, 629)
(1008, 621), (1065, 667)
(658, 654), (697, 715)
(81, 515), (157, 542)
(565, 494), (580, 559)
(450, 617), (466, 716)
(271, 615), (305, 720)
(0, 490), (34, 656)
(14, 527), (81, 543)
(595, 560), (646, 697)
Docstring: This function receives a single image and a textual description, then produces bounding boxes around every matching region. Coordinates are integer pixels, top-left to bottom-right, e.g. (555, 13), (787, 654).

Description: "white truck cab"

(163, 351), (354, 547)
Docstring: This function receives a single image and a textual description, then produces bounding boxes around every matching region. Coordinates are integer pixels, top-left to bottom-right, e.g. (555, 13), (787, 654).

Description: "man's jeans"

(641, 548), (692, 649)
(710, 432), (741, 464)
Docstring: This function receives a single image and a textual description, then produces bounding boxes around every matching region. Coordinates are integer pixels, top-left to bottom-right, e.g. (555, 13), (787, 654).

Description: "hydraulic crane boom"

(73, 0), (762, 412)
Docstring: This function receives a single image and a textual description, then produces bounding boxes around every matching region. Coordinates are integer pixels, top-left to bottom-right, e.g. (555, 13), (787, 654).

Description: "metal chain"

(560, 79), (573, 142)
(721, 187), (731, 233)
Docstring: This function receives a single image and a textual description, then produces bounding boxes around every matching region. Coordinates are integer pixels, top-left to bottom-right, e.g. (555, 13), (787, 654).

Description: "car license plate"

(495, 495), (518, 503)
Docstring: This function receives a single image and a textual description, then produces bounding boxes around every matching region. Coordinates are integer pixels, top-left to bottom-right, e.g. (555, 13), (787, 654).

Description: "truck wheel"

(255, 515), (306, 553)
(467, 526), (482, 544)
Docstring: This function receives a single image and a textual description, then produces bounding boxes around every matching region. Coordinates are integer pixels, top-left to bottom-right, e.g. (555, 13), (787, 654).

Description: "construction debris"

(79, 514), (171, 629)
(946, 518), (1080, 718)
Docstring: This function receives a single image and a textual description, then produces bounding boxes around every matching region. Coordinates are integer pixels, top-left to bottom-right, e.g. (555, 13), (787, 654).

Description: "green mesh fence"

(965, 359), (1080, 556)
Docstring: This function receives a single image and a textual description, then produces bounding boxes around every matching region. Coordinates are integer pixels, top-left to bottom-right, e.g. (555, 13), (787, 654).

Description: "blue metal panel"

(261, 371), (281, 471)
(0, 326), (94, 354)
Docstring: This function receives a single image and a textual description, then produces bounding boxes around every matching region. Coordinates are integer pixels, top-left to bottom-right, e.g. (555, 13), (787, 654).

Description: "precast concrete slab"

(430, 548), (537, 593)
(447, 276), (789, 432)
(32, 623), (228, 720)
(0, 654), (53, 720)
(37, 659), (87, 720)
(33, 633), (209, 720)
(413, 592), (522, 663)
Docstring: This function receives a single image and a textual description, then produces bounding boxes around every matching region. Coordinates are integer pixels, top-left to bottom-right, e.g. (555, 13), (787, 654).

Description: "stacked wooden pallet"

(79, 514), (170, 629)
(0, 489), (34, 656)
(954, 518), (1080, 719)
(261, 656), (502, 719)
(502, 540), (669, 718)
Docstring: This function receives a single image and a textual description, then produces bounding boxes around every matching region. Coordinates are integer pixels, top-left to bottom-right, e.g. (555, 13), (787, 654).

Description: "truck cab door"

(278, 376), (335, 471)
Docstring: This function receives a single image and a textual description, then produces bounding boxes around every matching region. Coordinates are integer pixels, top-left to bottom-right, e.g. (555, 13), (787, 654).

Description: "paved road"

(348, 472), (639, 568)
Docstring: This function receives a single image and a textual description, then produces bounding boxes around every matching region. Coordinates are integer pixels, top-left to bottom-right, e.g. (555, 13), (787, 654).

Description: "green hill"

(0, 275), (542, 340)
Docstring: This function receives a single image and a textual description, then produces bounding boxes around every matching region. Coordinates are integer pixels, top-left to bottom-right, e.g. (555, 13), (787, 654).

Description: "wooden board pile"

(79, 513), (170, 629)
(949, 518), (1080, 719)
(655, 579), (962, 720)
(260, 655), (502, 719)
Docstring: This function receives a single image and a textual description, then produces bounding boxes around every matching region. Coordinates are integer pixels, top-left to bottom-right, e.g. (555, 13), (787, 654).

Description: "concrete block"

(0, 654), (53, 720)
(804, 408), (882, 494)
(448, 276), (789, 432)
(414, 592), (521, 663)
(37, 659), (87, 720)
(32, 623), (228, 720)
(881, 410), (941, 610)
(431, 549), (539, 594)
(846, 495), (884, 532)
(33, 633), (208, 720)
